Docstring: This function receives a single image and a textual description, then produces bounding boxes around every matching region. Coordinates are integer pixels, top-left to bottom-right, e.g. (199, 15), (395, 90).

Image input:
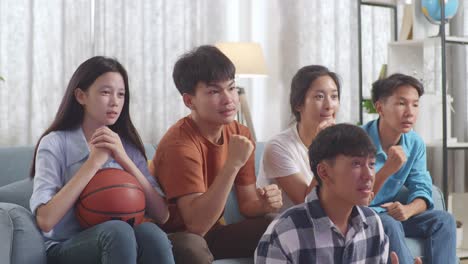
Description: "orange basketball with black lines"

(75, 168), (146, 228)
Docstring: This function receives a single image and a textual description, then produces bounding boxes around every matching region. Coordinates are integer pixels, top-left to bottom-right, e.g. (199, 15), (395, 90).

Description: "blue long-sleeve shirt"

(362, 119), (433, 213)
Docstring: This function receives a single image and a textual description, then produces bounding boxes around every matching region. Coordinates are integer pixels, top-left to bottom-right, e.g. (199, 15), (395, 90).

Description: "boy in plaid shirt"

(255, 124), (389, 264)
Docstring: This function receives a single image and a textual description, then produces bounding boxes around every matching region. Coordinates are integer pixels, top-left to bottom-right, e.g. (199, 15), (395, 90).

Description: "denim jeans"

(47, 220), (174, 264)
(379, 209), (456, 264)
(1, 204), (46, 264)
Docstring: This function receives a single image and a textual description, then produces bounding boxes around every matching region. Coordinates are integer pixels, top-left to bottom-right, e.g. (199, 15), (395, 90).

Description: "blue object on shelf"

(422, 0), (459, 24)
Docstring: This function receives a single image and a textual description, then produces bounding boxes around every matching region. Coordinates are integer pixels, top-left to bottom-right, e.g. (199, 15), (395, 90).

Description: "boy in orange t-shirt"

(153, 45), (282, 263)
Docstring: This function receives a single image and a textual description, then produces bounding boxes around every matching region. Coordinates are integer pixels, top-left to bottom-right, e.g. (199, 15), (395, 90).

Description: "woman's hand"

(314, 119), (336, 138)
(90, 127), (129, 165)
(88, 142), (111, 168)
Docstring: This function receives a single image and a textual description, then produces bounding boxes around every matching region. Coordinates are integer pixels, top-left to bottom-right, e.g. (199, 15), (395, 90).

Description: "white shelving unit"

(449, 193), (468, 259)
(387, 38), (441, 94)
(361, 0), (397, 5)
(448, 142), (468, 149)
(446, 35), (468, 44)
(457, 249), (468, 260)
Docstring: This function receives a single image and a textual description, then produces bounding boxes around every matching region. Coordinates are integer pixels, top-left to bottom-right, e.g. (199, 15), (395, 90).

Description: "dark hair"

(371, 73), (424, 104)
(309, 123), (376, 186)
(290, 65), (341, 122)
(172, 45), (235, 95)
(30, 56), (146, 177)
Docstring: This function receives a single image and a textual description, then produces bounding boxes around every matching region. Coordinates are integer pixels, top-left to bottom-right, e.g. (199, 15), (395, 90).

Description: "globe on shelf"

(421, 0), (459, 24)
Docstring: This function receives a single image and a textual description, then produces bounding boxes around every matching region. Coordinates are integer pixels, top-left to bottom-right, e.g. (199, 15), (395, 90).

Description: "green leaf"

(0, 76), (4, 81)
(362, 99), (377, 114)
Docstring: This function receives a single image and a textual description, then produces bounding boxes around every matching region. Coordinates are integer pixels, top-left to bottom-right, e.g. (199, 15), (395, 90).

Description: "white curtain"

(92, 0), (229, 144)
(0, 0), (391, 146)
(0, 1), (93, 145)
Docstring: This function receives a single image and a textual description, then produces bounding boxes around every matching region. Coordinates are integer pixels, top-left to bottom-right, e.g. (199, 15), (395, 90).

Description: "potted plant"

(361, 98), (379, 125)
(362, 98), (376, 114)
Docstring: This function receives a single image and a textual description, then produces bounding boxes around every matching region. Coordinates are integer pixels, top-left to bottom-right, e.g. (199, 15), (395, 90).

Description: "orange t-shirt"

(153, 116), (256, 232)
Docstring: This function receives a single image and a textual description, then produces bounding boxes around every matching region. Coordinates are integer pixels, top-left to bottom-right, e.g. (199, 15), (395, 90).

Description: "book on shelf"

(399, 3), (413, 41)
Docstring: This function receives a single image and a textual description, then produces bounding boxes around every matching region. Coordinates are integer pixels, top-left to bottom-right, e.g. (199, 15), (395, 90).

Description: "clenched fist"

(383, 145), (406, 176)
(257, 184), (283, 213)
(381, 201), (413, 221)
(227, 135), (254, 169)
(314, 119), (336, 138)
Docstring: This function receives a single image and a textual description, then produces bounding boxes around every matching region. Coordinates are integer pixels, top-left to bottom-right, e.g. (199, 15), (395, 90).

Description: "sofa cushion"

(144, 144), (156, 161)
(405, 237), (424, 260)
(0, 146), (34, 187)
(0, 179), (33, 211)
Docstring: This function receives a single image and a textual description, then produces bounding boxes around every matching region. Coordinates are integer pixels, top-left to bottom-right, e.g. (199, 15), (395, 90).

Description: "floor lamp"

(215, 42), (268, 141)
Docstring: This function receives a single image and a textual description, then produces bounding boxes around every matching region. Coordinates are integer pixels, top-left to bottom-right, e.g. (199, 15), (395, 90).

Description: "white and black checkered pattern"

(255, 189), (389, 264)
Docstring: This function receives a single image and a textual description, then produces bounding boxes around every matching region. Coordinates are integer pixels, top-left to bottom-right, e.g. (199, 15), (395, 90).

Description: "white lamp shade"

(215, 42), (268, 77)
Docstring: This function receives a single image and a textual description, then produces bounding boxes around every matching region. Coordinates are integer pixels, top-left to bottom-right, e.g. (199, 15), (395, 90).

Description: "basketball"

(75, 168), (146, 228)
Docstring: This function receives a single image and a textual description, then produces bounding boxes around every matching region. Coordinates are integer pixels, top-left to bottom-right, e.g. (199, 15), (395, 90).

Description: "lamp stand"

(237, 87), (257, 141)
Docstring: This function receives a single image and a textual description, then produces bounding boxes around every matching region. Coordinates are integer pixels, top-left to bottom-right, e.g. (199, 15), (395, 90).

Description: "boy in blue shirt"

(362, 73), (456, 264)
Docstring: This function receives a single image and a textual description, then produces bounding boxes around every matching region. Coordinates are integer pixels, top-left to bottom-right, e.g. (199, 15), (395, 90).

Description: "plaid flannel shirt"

(255, 189), (389, 264)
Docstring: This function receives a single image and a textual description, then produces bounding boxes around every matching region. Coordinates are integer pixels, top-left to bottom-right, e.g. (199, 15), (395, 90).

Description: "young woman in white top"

(257, 65), (340, 212)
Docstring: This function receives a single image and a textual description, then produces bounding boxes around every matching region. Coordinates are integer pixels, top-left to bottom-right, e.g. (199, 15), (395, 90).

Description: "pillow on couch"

(0, 179), (33, 211)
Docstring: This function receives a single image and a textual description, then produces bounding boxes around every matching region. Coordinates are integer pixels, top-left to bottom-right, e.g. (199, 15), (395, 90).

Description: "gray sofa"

(0, 143), (447, 264)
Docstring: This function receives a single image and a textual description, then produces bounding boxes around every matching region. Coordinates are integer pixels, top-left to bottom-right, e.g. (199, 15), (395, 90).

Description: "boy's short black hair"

(172, 45), (235, 95)
(290, 65), (341, 122)
(371, 73), (424, 104)
(309, 124), (376, 186)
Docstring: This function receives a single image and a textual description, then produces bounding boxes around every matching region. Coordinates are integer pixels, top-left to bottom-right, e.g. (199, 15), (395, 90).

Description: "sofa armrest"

(0, 179), (34, 211)
(394, 184), (445, 211)
(0, 203), (46, 264)
(431, 184), (445, 211)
